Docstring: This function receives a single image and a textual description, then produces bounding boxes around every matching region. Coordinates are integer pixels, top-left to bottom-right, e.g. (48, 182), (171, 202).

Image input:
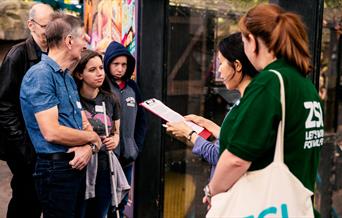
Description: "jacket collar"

(25, 36), (40, 62)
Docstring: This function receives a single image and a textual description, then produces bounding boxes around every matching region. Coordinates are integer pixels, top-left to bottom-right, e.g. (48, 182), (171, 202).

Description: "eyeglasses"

(31, 19), (47, 29)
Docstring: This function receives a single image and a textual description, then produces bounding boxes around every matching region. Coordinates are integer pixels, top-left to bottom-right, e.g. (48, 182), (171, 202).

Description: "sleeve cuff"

(227, 143), (256, 161)
(33, 100), (59, 114)
(192, 136), (207, 155)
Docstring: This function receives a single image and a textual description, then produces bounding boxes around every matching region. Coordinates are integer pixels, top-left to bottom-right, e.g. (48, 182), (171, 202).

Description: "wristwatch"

(187, 130), (196, 141)
(89, 143), (97, 154)
(203, 184), (212, 199)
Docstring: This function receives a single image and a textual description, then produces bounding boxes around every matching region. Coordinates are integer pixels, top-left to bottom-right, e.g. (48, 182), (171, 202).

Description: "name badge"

(95, 105), (104, 113)
(76, 101), (82, 109)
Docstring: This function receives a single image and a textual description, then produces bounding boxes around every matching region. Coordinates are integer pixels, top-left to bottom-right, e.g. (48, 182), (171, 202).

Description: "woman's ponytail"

(239, 4), (312, 75)
(270, 12), (312, 74)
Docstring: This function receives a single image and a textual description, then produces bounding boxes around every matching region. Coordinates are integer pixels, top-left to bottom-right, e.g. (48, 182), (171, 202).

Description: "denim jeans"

(33, 157), (86, 218)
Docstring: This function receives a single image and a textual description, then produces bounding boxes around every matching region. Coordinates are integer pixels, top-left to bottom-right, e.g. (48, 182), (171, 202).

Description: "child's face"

(109, 56), (127, 80)
(80, 56), (105, 89)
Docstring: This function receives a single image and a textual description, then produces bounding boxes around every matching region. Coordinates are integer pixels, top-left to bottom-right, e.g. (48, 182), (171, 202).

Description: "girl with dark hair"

(205, 4), (323, 217)
(73, 50), (129, 218)
(166, 32), (258, 175)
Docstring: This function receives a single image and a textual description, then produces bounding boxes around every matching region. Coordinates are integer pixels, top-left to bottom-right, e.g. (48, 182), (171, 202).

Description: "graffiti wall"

(84, 0), (137, 55)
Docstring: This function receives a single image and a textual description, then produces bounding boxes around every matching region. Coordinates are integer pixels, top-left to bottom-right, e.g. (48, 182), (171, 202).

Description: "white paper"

(141, 98), (204, 133)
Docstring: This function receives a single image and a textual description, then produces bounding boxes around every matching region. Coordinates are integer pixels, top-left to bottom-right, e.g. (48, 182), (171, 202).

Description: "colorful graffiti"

(84, 0), (136, 55)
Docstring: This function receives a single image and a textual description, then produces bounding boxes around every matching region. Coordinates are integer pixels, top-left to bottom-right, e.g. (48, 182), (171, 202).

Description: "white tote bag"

(206, 70), (314, 218)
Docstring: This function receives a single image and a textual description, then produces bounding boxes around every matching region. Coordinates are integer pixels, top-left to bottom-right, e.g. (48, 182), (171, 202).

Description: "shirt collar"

(263, 57), (288, 71)
(118, 81), (126, 90)
(41, 54), (65, 73)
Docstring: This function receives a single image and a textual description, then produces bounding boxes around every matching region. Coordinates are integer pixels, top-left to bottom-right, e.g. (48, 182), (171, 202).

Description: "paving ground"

(0, 159), (341, 218)
(0, 161), (11, 218)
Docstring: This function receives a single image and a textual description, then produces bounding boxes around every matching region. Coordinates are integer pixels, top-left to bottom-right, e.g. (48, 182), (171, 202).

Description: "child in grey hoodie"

(103, 41), (147, 217)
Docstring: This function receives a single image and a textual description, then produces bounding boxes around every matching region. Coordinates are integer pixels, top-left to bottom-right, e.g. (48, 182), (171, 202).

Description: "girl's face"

(217, 51), (241, 90)
(80, 56), (105, 89)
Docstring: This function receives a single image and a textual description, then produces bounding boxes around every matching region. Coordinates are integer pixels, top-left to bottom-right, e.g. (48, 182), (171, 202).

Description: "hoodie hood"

(103, 41), (135, 81)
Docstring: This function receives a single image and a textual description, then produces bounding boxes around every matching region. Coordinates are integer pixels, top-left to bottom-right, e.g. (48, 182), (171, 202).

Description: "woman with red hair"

(205, 4), (323, 217)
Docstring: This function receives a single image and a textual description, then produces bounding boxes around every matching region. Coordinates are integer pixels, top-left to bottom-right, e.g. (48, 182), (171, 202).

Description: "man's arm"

(35, 106), (100, 146)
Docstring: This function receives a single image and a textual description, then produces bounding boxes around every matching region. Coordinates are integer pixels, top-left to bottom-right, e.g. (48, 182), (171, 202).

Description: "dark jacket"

(103, 41), (147, 166)
(0, 36), (41, 161)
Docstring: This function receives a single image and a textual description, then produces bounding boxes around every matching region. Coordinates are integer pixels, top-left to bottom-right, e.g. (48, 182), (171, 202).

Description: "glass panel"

(164, 1), (262, 217)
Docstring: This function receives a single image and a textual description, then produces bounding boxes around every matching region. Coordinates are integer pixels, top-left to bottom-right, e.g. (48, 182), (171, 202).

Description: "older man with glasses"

(0, 3), (53, 218)
(31, 19), (48, 29)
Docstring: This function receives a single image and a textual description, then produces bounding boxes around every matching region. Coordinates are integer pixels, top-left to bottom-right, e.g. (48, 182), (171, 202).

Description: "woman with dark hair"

(205, 4), (323, 216)
(166, 32), (258, 175)
(73, 50), (129, 218)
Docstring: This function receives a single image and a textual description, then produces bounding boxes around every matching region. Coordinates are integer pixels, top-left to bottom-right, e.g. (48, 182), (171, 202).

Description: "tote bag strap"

(269, 69), (285, 163)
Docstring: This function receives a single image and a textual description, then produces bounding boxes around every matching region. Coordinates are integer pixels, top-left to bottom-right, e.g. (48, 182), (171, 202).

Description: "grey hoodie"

(103, 41), (147, 166)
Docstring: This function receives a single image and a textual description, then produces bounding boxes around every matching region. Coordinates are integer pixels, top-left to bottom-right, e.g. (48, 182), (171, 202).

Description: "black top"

(80, 90), (120, 136)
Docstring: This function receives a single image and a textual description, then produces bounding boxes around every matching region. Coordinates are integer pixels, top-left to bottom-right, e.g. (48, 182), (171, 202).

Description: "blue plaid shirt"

(20, 54), (83, 153)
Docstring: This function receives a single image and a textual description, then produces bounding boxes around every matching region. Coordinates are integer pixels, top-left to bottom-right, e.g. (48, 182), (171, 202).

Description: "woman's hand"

(203, 184), (212, 210)
(184, 114), (209, 127)
(202, 195), (211, 210)
(185, 114), (220, 138)
(165, 121), (193, 140)
(102, 134), (119, 151)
